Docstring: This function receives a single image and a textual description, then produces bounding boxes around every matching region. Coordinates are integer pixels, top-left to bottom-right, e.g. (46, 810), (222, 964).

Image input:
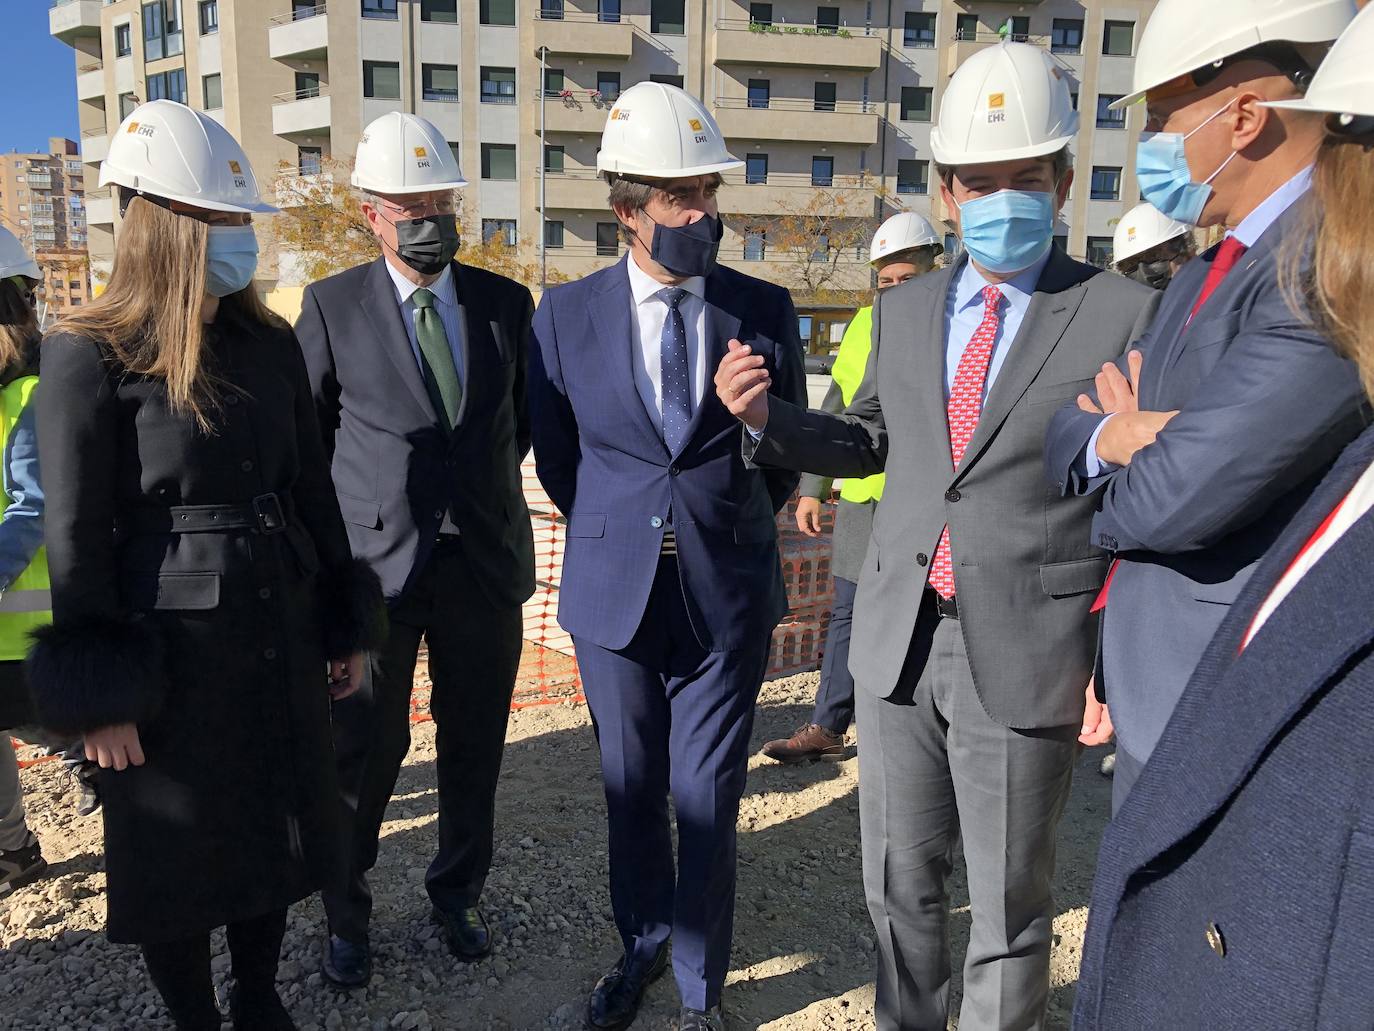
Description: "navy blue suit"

(528, 257), (804, 1009)
(1075, 423), (1374, 1031)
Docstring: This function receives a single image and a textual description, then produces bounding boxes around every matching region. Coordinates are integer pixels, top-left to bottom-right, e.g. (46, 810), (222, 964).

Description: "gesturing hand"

(714, 339), (771, 433)
(84, 723), (145, 771)
(795, 497), (824, 537)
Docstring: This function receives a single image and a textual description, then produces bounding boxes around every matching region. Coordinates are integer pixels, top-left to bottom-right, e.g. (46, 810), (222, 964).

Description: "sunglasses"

(1146, 42), (1315, 108)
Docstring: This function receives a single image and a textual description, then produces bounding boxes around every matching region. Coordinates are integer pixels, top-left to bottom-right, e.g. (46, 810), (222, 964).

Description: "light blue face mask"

(205, 224), (259, 298)
(956, 190), (1056, 275)
(1135, 98), (1239, 226)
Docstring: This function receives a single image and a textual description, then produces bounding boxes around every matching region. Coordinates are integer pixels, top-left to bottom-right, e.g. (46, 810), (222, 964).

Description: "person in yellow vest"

(0, 228), (51, 894)
(762, 212), (943, 762)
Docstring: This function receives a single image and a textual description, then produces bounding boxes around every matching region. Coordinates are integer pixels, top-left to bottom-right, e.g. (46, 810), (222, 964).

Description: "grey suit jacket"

(750, 248), (1160, 729)
(1044, 202), (1367, 761)
(799, 378), (875, 584)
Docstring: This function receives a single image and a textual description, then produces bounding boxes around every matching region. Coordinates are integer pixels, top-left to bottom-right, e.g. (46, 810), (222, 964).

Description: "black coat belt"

(121, 493), (294, 536)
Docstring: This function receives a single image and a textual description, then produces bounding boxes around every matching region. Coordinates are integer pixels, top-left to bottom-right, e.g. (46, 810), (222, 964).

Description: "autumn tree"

(744, 183), (882, 303)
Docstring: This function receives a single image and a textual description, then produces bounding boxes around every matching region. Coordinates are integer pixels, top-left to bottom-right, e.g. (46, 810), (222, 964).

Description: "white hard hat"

(870, 212), (942, 265)
(352, 111), (468, 194)
(1261, 2), (1374, 121)
(930, 42), (1079, 166)
(1113, 203), (1191, 267)
(597, 82), (743, 179)
(100, 100), (276, 214)
(0, 228), (40, 282)
(1113, 0), (1356, 110)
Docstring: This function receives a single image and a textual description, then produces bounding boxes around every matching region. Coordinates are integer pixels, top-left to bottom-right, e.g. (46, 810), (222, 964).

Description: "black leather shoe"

(678, 1005), (725, 1031)
(586, 945), (669, 1030)
(432, 905), (492, 961)
(321, 934), (371, 988)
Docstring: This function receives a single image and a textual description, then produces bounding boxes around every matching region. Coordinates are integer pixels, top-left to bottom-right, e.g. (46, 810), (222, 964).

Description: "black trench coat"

(28, 309), (382, 944)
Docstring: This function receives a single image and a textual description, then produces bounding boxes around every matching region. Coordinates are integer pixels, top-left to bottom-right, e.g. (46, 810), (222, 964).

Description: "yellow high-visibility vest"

(829, 307), (884, 503)
(0, 376), (51, 661)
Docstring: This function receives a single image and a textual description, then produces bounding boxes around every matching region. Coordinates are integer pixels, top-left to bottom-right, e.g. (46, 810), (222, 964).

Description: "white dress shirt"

(384, 259), (467, 389)
(625, 254), (707, 432)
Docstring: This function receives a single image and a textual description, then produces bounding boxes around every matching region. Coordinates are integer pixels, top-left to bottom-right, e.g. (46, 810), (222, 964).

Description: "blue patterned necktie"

(659, 287), (691, 453)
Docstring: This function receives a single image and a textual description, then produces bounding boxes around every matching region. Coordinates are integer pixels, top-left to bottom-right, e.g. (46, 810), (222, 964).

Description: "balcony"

(714, 20), (882, 71)
(275, 169), (333, 208)
(720, 171), (875, 217)
(26, 175), (55, 191)
(85, 193), (115, 227)
(944, 30), (1048, 76)
(49, 0), (102, 46)
(269, 5), (329, 61)
(713, 98), (880, 146)
(272, 87), (332, 137)
(76, 63), (104, 103)
(541, 169), (608, 210)
(532, 11), (633, 59)
(537, 90), (617, 134)
(80, 129), (109, 166)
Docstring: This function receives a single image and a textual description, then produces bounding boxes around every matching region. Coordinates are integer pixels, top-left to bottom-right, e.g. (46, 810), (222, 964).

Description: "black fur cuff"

(26, 615), (169, 736)
(319, 557), (387, 658)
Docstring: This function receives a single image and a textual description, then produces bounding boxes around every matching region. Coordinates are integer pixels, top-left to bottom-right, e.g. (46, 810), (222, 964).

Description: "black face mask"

(1130, 258), (1174, 292)
(388, 212), (460, 275)
(647, 213), (723, 278)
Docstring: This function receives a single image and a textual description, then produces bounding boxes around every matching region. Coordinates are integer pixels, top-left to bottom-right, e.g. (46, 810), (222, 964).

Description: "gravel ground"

(0, 671), (1113, 1030)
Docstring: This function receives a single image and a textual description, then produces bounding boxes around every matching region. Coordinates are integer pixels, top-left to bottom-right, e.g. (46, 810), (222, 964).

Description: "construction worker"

(1077, 9), (1374, 1024)
(1046, 0), (1363, 813)
(527, 82), (805, 1031)
(296, 112), (536, 985)
(715, 43), (1159, 1030)
(762, 211), (942, 764)
(1111, 202), (1195, 291)
(28, 100), (384, 1031)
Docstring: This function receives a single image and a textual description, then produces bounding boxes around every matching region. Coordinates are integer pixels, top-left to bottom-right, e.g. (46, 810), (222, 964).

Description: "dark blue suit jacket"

(1075, 422), (1374, 1030)
(1045, 201), (1366, 760)
(528, 258), (806, 653)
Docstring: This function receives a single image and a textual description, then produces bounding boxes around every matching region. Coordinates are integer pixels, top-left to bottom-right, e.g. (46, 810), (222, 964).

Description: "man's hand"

(1078, 350), (1144, 417)
(714, 339), (771, 433)
(1093, 410), (1179, 467)
(1079, 678), (1114, 747)
(84, 723), (145, 771)
(328, 652), (366, 701)
(795, 497), (824, 537)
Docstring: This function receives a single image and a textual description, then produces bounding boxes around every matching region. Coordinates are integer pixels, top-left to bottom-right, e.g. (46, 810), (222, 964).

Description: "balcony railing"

(270, 3), (326, 24)
(534, 9), (627, 21)
(721, 170), (873, 189)
(274, 84), (328, 103)
(714, 96), (874, 114)
(952, 29), (1047, 45)
(717, 16), (872, 36)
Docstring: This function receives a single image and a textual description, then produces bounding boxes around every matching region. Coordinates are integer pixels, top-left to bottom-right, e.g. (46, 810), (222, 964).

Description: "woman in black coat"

(27, 101), (383, 1030)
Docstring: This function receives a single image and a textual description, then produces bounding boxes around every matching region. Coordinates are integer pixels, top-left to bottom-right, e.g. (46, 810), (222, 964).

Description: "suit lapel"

(359, 257), (440, 425)
(589, 258), (670, 460)
(450, 262), (481, 435)
(911, 263), (957, 472)
(676, 271), (741, 459)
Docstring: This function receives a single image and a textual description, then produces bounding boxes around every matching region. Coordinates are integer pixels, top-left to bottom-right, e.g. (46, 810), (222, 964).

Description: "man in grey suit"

(1045, 1), (1365, 812)
(715, 43), (1158, 1031)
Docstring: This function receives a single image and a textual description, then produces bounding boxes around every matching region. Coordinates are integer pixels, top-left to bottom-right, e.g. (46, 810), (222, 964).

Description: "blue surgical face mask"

(205, 224), (259, 298)
(956, 190), (1056, 275)
(1135, 98), (1239, 226)
(646, 212), (723, 279)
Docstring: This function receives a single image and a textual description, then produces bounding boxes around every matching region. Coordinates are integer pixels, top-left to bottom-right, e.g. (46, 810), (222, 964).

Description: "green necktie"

(412, 287), (461, 428)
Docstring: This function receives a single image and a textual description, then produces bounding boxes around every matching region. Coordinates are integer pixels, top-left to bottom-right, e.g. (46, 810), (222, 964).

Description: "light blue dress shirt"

(942, 248), (1053, 400)
(384, 259), (467, 390)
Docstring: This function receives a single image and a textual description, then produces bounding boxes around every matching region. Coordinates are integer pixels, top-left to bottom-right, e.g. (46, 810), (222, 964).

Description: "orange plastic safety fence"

(9, 738), (57, 769)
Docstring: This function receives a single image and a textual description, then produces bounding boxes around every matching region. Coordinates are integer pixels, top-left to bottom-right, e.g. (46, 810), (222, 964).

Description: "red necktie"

(928, 285), (1002, 599)
(1091, 237), (1249, 613)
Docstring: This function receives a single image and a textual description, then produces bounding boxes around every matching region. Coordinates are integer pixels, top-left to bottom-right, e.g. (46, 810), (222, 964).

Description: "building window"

(596, 222), (620, 256)
(1070, 91), (1079, 111)
(362, 0), (398, 19)
(481, 67), (517, 104)
(597, 71), (621, 101)
(815, 6), (840, 33)
(900, 86), (933, 122)
(544, 220), (564, 249)
(747, 79), (770, 109)
(1096, 95), (1126, 129)
(115, 22), (132, 56)
(811, 156), (834, 187)
(142, 1), (183, 61)
(955, 13), (978, 41)
(543, 68), (565, 96)
(481, 143), (517, 180)
(363, 61), (401, 99)
(119, 92), (138, 119)
(1103, 20), (1134, 56)
(814, 82), (836, 112)
(296, 70), (321, 97)
(202, 73), (222, 110)
(422, 64), (459, 102)
(448, 142), (462, 167)
(1004, 15), (1029, 41)
(1086, 236), (1113, 267)
(749, 2), (772, 26)
(599, 0), (621, 23)
(903, 12), (935, 48)
(543, 144), (564, 173)
(292, 0), (320, 16)
(1090, 166), (1122, 201)
(426, 0), (460, 22)
(540, 0), (564, 19)
(744, 229), (766, 261)
(482, 219), (517, 246)
(147, 68), (188, 105)
(896, 159), (928, 195)
(199, 0), (218, 34)
(1053, 233), (1068, 253)
(651, 0), (685, 34)
(650, 74), (684, 87)
(298, 146), (323, 175)
(1051, 18), (1083, 54)
(745, 153), (768, 185)
(811, 233), (830, 261)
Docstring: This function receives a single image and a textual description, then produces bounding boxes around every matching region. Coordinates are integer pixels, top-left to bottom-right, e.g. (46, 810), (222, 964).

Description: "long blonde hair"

(53, 196), (283, 430)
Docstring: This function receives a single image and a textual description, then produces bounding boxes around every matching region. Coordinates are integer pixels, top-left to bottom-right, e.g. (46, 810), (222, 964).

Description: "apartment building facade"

(52, 0), (1155, 307)
(0, 137), (91, 318)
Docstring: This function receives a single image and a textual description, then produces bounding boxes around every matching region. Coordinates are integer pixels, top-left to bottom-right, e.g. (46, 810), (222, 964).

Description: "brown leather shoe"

(761, 724), (846, 764)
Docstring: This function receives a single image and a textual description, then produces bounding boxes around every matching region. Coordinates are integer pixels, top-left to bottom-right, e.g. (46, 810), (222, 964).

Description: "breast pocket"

(1026, 376), (1097, 408)
(1317, 828), (1374, 1028)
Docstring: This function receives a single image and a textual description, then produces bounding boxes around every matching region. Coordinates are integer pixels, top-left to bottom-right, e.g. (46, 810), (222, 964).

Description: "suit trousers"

(857, 603), (1078, 1031)
(325, 538), (523, 943)
(812, 576), (858, 735)
(573, 556), (773, 1012)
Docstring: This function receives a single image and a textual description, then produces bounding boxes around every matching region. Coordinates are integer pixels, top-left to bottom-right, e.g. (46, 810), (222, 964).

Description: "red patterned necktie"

(928, 285), (1003, 599)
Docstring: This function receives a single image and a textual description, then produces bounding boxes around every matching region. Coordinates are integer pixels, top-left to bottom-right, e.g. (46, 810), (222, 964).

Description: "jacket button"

(240, 460), (254, 473)
(945, 489), (961, 503)
(263, 648), (277, 661)
(258, 587), (272, 600)
(434, 509), (444, 520)
(650, 516), (664, 528)
(669, 465), (680, 476)
(916, 553), (929, 567)
(1205, 922), (1226, 958)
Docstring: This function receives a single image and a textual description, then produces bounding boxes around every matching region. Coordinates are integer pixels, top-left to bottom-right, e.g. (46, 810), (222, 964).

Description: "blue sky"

(0, 4), (80, 155)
